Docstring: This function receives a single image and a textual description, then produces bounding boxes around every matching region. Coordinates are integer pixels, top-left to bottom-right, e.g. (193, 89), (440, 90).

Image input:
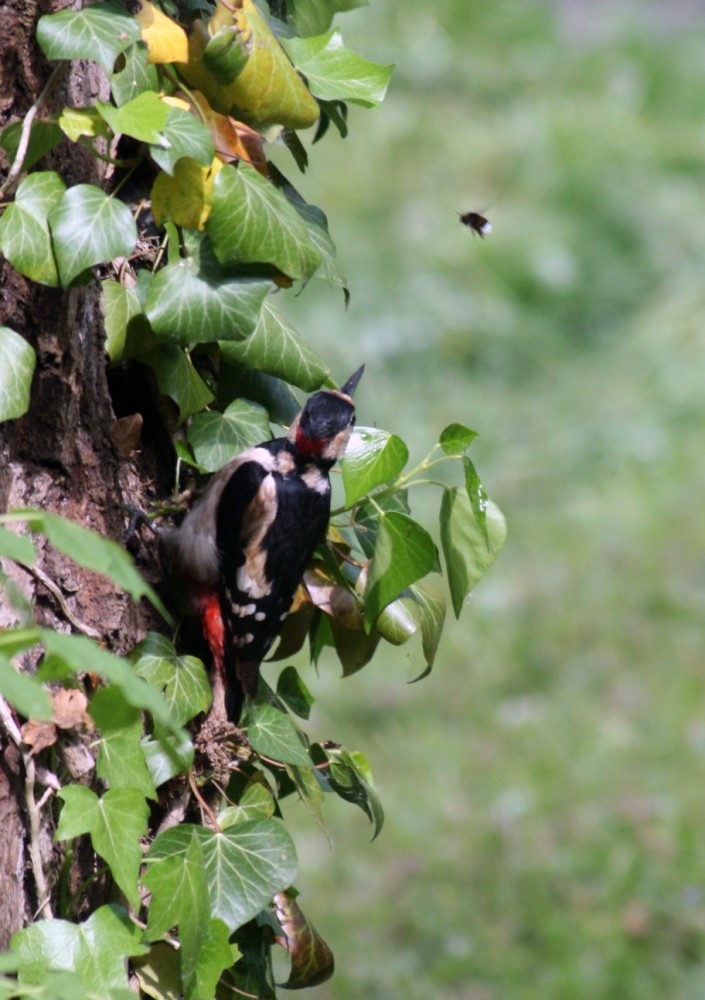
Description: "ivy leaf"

(0, 172), (65, 287)
(270, 168), (348, 295)
(341, 426), (409, 507)
(150, 106), (215, 175)
(440, 488), (507, 618)
(96, 91), (169, 144)
(151, 157), (219, 231)
(248, 704), (312, 766)
(364, 512), (439, 627)
(0, 120), (63, 172)
(48, 184), (137, 287)
(281, 30), (393, 106)
(374, 576), (446, 675)
(133, 632), (212, 728)
(187, 398), (271, 471)
(37, 631), (190, 754)
(144, 233), (271, 346)
(0, 525), (36, 566)
(58, 108), (110, 143)
(143, 831), (212, 996)
(0, 655), (52, 722)
(290, 0), (369, 37)
(463, 456), (490, 546)
(219, 298), (329, 392)
(134, 0), (189, 64)
(11, 905), (147, 993)
(56, 786), (149, 909)
(0, 327), (37, 421)
(208, 163), (321, 281)
(439, 422), (478, 455)
(331, 617), (380, 676)
(181, 0), (319, 130)
(140, 344), (215, 421)
(148, 820), (298, 933)
(317, 745), (383, 839)
(219, 783), (276, 829)
(141, 733), (191, 788)
(110, 42), (159, 106)
(276, 665), (314, 720)
(101, 279), (155, 364)
(90, 687), (156, 798)
(274, 891), (335, 989)
(36, 1), (141, 76)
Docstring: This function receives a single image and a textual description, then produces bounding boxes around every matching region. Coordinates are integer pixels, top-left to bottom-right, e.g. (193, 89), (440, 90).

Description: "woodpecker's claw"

(123, 504), (156, 543)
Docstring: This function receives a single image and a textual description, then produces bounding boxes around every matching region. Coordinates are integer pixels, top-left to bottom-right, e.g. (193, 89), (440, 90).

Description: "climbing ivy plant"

(0, 1), (506, 996)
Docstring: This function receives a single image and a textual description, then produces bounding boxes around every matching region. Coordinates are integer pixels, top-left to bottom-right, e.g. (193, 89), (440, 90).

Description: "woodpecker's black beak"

(340, 365), (365, 398)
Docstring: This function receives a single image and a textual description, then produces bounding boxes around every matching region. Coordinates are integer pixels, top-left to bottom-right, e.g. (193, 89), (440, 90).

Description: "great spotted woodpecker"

(170, 366), (363, 719)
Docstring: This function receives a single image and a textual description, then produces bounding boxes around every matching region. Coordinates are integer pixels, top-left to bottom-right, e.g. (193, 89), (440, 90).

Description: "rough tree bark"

(0, 2), (169, 948)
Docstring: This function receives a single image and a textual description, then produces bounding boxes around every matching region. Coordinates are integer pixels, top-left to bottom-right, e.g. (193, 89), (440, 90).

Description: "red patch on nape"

(296, 426), (328, 458)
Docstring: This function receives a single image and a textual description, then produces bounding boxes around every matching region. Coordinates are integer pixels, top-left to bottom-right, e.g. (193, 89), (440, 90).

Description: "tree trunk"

(0, 2), (168, 947)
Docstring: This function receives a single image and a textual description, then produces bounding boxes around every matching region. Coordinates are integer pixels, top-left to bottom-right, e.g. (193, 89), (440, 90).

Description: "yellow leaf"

(179, 0), (319, 131)
(150, 157), (223, 230)
(135, 0), (189, 65)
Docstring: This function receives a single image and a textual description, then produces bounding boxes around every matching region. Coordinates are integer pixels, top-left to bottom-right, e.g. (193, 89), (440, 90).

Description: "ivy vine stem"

(0, 63), (64, 199)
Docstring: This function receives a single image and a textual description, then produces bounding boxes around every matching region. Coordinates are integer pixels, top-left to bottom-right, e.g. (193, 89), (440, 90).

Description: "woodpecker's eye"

(350, 415), (356, 426)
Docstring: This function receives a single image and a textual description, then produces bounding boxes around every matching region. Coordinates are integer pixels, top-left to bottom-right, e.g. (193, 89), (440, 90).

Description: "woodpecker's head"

(289, 366), (364, 464)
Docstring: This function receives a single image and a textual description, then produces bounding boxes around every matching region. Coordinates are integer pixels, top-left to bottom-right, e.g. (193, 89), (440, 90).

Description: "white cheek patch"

(254, 611), (266, 621)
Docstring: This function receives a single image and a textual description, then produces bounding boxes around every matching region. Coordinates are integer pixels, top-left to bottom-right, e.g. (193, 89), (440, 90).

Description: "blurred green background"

(270, 1), (705, 997)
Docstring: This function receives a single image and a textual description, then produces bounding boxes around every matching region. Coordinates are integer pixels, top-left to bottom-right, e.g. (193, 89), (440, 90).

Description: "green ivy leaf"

(140, 344), (215, 422)
(375, 576), (446, 675)
(0, 327), (37, 421)
(141, 733), (190, 788)
(439, 422), (478, 455)
(219, 783), (276, 829)
(331, 617), (380, 676)
(276, 665), (314, 719)
(148, 820), (297, 933)
(220, 298), (329, 393)
(187, 398), (271, 472)
(36, 2), (141, 76)
(90, 687), (156, 798)
(440, 488), (507, 618)
(143, 832), (213, 997)
(11, 905), (147, 994)
(463, 456), (490, 545)
(96, 91), (169, 144)
(133, 632), (212, 728)
(102, 279), (155, 364)
(365, 512), (439, 627)
(0, 120), (63, 172)
(56, 786), (149, 909)
(207, 163), (321, 281)
(0, 525), (35, 566)
(281, 30), (393, 106)
(270, 169), (348, 295)
(0, 173), (65, 286)
(352, 491), (410, 559)
(48, 184), (138, 287)
(144, 234), (271, 346)
(317, 745), (383, 838)
(58, 107), (110, 143)
(0, 655), (52, 722)
(248, 704), (312, 766)
(290, 0), (369, 37)
(191, 917), (234, 1000)
(110, 41), (159, 106)
(150, 106), (215, 175)
(341, 426), (409, 507)
(37, 631), (190, 754)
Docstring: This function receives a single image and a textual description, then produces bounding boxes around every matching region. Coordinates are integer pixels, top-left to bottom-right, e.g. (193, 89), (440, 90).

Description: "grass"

(265, 2), (705, 996)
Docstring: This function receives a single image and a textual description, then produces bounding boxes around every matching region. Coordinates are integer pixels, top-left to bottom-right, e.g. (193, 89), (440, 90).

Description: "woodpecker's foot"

(123, 504), (156, 543)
